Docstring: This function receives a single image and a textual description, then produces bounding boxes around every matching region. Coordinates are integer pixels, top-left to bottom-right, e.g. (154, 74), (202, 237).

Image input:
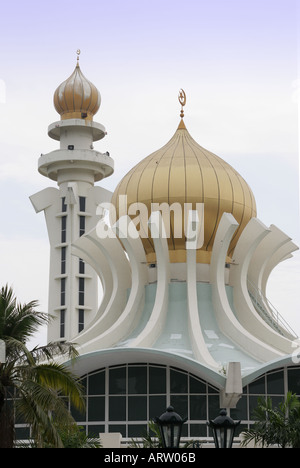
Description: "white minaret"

(30, 51), (114, 343)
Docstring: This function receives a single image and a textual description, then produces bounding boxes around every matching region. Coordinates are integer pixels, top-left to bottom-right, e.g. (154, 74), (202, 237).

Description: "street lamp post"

(207, 409), (240, 448)
(155, 406), (187, 448)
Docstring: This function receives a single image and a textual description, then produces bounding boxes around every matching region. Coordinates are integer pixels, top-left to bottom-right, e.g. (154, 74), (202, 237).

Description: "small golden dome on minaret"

(53, 50), (101, 121)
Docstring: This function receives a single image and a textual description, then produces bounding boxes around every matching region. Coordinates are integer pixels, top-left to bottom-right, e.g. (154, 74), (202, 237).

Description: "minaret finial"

(178, 89), (186, 118)
(76, 49), (81, 66)
(177, 89), (187, 129)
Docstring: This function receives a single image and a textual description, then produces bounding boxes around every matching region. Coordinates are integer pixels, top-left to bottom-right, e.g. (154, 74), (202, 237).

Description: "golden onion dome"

(53, 51), (100, 121)
(111, 97), (257, 264)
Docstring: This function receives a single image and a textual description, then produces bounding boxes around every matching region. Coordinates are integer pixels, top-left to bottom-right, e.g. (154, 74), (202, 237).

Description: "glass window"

(207, 384), (218, 394)
(208, 395), (219, 420)
(15, 426), (30, 440)
(60, 309), (65, 338)
(170, 395), (188, 420)
(288, 368), (300, 395)
(230, 395), (247, 421)
(128, 424), (147, 438)
(61, 246), (66, 274)
(190, 376), (206, 394)
(79, 277), (84, 306)
(190, 395), (206, 420)
(79, 196), (86, 212)
(62, 197), (67, 212)
(88, 396), (105, 422)
(267, 370), (284, 395)
(88, 425), (104, 438)
(269, 395), (284, 409)
(249, 396), (262, 419)
(149, 366), (166, 394)
(61, 278), (66, 306)
(79, 258), (85, 274)
(89, 371), (105, 395)
(149, 395), (166, 420)
(190, 424), (207, 438)
(248, 376), (265, 395)
(108, 424), (126, 437)
(170, 369), (188, 393)
(61, 216), (67, 243)
(128, 396), (147, 421)
(79, 216), (85, 237)
(109, 367), (126, 394)
(109, 396), (126, 421)
(128, 366), (147, 394)
(78, 309), (84, 332)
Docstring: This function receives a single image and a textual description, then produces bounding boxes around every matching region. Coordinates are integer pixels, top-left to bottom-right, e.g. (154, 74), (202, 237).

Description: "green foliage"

(0, 284), (85, 448)
(241, 391), (300, 448)
(45, 423), (101, 448)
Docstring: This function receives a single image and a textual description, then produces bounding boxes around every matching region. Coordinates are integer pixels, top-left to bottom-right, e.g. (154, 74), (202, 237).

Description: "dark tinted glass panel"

(109, 396), (126, 421)
(61, 216), (67, 243)
(128, 396), (147, 421)
(207, 384), (218, 394)
(79, 196), (86, 212)
(78, 309), (84, 332)
(288, 368), (300, 395)
(79, 216), (85, 236)
(208, 395), (220, 420)
(170, 369), (188, 393)
(248, 376), (265, 394)
(149, 395), (166, 420)
(190, 424), (207, 437)
(128, 366), (147, 394)
(88, 396), (105, 421)
(267, 371), (284, 395)
(109, 367), (126, 394)
(88, 425), (104, 437)
(149, 366), (166, 394)
(60, 309), (65, 338)
(79, 258), (85, 274)
(128, 425), (147, 438)
(89, 371), (105, 395)
(231, 395), (247, 420)
(109, 425), (126, 437)
(249, 396), (261, 419)
(15, 426), (30, 440)
(170, 395), (188, 419)
(190, 376), (206, 394)
(190, 395), (206, 420)
(62, 197), (67, 212)
(269, 395), (284, 409)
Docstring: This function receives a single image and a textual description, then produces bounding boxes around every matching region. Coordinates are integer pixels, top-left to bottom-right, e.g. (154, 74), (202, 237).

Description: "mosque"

(28, 53), (300, 441)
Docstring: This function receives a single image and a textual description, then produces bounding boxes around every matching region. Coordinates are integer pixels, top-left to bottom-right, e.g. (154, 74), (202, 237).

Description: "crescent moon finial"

(178, 89), (186, 118)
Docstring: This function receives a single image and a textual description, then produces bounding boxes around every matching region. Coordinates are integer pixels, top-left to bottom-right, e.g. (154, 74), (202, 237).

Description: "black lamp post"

(207, 409), (240, 448)
(155, 406), (187, 448)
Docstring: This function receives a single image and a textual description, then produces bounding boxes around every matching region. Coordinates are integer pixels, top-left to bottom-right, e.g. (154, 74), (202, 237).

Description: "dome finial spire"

(178, 89), (187, 129)
(76, 49), (81, 67)
(178, 89), (186, 118)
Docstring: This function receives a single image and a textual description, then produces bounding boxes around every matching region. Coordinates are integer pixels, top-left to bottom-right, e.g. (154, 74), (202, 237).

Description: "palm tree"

(241, 391), (300, 448)
(0, 284), (85, 448)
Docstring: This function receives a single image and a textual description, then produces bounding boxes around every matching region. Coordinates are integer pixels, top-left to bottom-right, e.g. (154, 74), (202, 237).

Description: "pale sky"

(0, 0), (299, 346)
